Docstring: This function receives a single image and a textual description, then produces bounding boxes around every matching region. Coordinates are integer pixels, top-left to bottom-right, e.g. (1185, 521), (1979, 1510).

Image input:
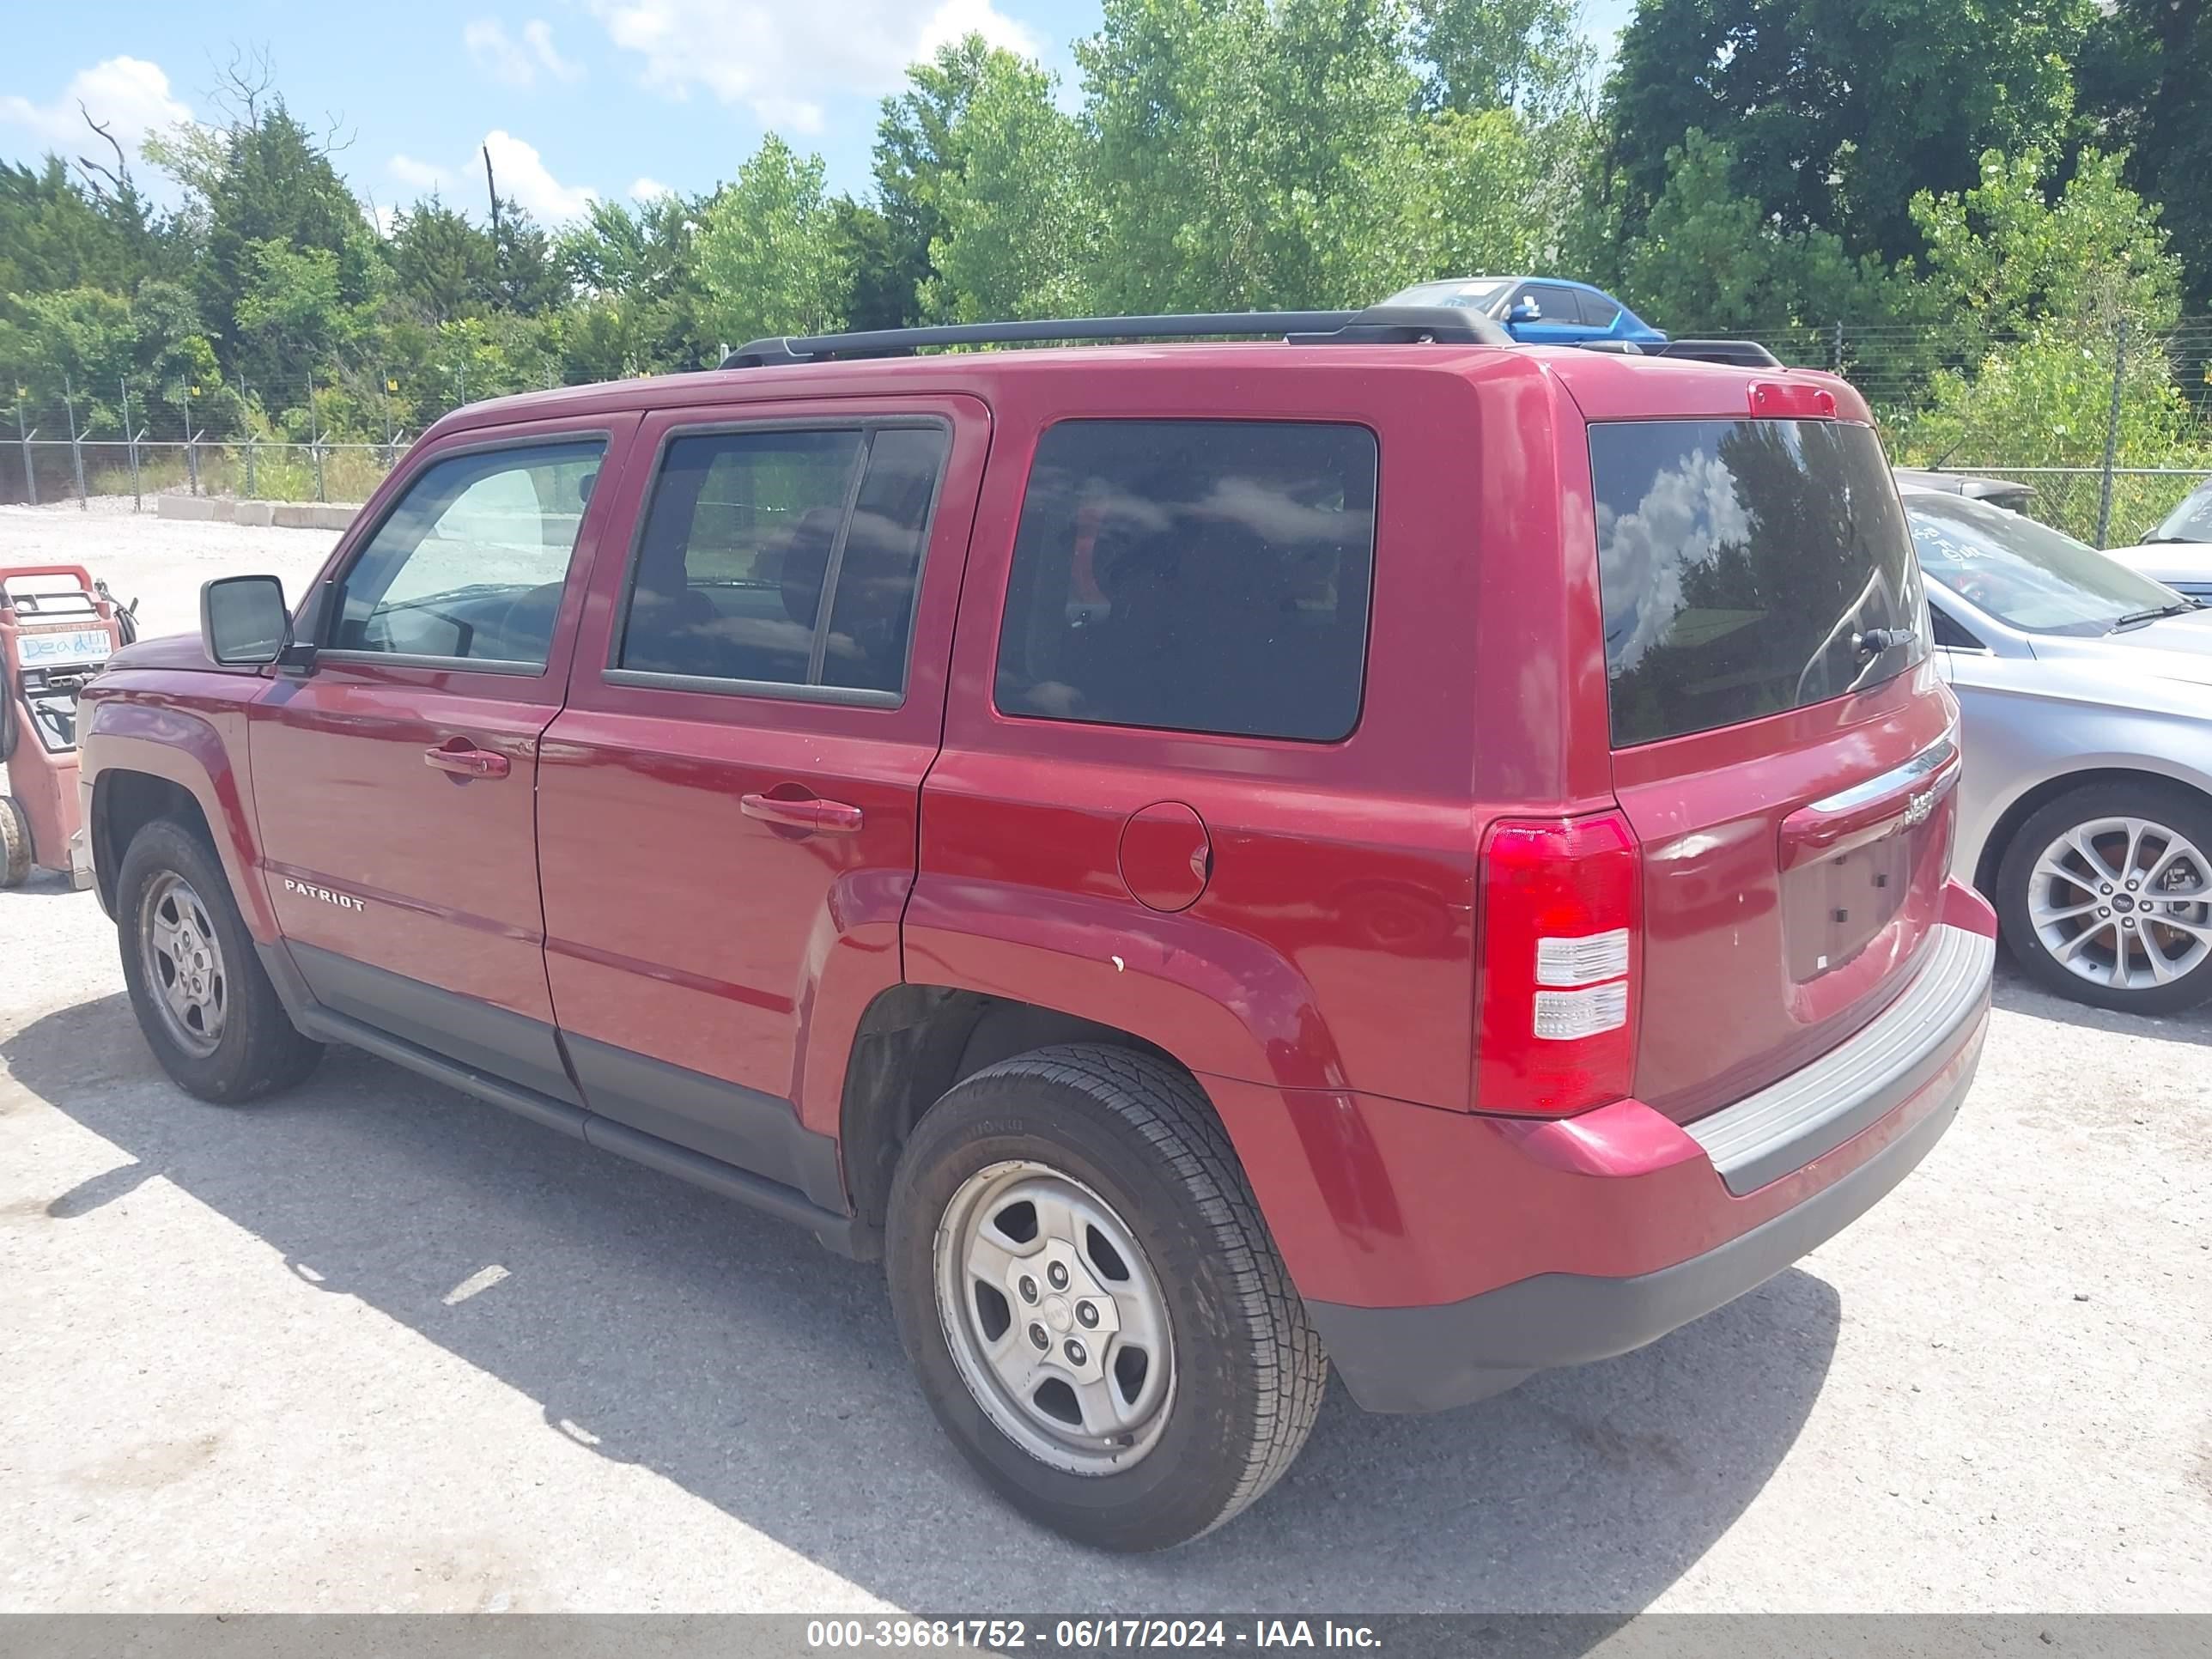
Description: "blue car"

(1380, 276), (1668, 346)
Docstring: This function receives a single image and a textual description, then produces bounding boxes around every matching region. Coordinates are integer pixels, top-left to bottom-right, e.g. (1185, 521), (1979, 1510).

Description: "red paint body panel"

(248, 411), (641, 1025)
(1213, 882), (1993, 1311)
(536, 396), (991, 1139)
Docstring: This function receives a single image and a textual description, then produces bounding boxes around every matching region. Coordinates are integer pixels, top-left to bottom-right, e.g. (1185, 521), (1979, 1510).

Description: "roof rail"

(1571, 337), (1786, 368)
(1651, 338), (1784, 369)
(720, 305), (1510, 368)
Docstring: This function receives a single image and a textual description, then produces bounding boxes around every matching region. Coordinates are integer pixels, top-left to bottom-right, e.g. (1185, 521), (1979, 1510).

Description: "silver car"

(2102, 476), (2212, 601)
(1903, 488), (2212, 1012)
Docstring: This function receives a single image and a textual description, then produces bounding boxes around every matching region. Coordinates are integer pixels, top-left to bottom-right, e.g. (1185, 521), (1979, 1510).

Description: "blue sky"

(3, 1), (1634, 227)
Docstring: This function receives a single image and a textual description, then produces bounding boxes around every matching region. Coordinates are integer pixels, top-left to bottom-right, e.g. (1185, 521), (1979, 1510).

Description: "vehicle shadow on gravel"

(7, 991), (1844, 1616)
(1990, 958), (2212, 1048)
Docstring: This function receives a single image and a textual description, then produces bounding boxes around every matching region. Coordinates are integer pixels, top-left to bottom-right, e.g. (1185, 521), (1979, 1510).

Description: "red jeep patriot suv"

(79, 307), (1994, 1551)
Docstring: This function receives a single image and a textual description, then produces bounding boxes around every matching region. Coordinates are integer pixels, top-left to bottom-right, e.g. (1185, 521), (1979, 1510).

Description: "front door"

(252, 417), (637, 1101)
(533, 398), (989, 1200)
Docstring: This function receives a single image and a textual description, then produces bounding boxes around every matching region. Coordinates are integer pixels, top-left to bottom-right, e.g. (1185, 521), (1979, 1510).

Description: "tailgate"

(1589, 415), (1956, 1121)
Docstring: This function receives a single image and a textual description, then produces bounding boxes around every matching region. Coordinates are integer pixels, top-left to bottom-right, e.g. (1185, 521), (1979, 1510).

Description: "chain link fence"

(6, 318), (2212, 547)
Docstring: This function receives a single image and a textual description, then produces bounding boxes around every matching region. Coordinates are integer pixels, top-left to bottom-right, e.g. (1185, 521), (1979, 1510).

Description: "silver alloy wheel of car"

(933, 1158), (1176, 1475)
(139, 870), (228, 1058)
(2027, 814), (2212, 992)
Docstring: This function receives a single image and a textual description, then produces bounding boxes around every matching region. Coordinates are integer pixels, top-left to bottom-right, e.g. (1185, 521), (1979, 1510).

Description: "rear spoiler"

(1577, 338), (1785, 368)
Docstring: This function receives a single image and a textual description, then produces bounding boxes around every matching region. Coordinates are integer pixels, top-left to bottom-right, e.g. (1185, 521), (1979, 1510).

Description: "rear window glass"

(995, 420), (1376, 742)
(1590, 419), (1926, 746)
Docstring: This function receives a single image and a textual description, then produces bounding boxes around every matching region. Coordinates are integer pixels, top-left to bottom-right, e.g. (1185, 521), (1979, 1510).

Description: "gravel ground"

(1, 502), (2208, 1613)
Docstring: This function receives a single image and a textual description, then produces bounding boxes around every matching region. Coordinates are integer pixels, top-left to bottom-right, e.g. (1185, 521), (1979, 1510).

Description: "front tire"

(0, 795), (30, 886)
(1996, 781), (2212, 1013)
(115, 819), (324, 1101)
(886, 1044), (1327, 1552)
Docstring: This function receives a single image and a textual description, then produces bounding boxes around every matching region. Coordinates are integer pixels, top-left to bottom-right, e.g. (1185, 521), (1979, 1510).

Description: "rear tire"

(115, 819), (324, 1101)
(1996, 781), (2212, 1014)
(886, 1043), (1327, 1552)
(0, 795), (29, 886)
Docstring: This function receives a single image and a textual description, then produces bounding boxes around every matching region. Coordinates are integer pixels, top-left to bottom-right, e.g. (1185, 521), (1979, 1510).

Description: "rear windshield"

(1590, 419), (1926, 746)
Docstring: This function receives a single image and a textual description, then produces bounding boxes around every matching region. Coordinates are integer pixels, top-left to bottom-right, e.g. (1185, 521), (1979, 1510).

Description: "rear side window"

(1577, 291), (1622, 328)
(616, 423), (946, 697)
(994, 420), (1376, 742)
(1590, 419), (1926, 746)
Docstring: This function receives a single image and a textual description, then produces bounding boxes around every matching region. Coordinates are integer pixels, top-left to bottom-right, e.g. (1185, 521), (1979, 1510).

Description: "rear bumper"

(1304, 892), (1995, 1413)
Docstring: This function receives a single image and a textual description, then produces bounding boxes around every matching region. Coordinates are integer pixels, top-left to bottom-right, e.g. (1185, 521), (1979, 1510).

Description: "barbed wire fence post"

(178, 383), (201, 497)
(307, 373), (327, 504)
(120, 379), (142, 511)
(62, 373), (88, 510)
(240, 374), (257, 499)
(15, 388), (37, 507)
(2096, 316), (2127, 550)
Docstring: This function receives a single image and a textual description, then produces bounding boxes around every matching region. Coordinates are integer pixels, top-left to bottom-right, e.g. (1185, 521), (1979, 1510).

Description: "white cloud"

(629, 175), (672, 200)
(386, 130), (597, 224)
(0, 56), (191, 152)
(464, 17), (586, 88)
(586, 0), (1039, 130)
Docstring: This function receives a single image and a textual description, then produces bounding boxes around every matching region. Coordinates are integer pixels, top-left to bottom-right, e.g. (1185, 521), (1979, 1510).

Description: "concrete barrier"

(155, 495), (358, 531)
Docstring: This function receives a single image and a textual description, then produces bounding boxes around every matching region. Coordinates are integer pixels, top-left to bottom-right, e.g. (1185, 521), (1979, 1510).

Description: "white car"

(2104, 477), (2212, 602)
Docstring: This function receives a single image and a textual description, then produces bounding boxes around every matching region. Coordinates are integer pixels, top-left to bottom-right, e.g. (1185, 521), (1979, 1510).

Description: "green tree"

(388, 197), (497, 324)
(1080, 0), (1420, 310)
(2081, 0), (2211, 308)
(493, 200), (567, 313)
(869, 36), (1000, 331)
(234, 239), (347, 388)
(1412, 0), (1590, 118)
(1911, 148), (2184, 337)
(1606, 0), (2095, 257)
(924, 52), (1096, 321)
(694, 135), (845, 344)
(1620, 130), (1912, 331)
(163, 87), (365, 372)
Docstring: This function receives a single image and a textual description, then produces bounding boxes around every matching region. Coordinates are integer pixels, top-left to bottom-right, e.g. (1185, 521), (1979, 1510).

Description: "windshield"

(1382, 278), (1508, 313)
(1905, 493), (2185, 635)
(2150, 482), (2212, 544)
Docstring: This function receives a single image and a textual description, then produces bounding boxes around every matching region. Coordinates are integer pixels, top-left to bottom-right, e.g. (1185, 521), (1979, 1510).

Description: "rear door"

(532, 398), (988, 1194)
(1589, 413), (1958, 1121)
(252, 417), (636, 1101)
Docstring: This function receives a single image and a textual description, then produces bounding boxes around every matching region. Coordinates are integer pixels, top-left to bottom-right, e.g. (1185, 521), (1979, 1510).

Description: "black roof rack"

(721, 304), (1511, 368)
(1574, 337), (1785, 368)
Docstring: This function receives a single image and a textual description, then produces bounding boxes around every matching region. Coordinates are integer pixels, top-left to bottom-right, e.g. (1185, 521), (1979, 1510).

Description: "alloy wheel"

(2026, 815), (2212, 994)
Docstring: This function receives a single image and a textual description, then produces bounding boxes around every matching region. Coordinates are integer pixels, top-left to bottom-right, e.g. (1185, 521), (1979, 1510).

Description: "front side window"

(332, 440), (606, 666)
(1906, 493), (2185, 635)
(616, 423), (946, 695)
(995, 420), (1376, 742)
(1590, 418), (1926, 745)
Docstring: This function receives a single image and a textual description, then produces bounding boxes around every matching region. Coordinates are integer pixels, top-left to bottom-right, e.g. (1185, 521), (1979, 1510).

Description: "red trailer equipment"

(1, 565), (133, 887)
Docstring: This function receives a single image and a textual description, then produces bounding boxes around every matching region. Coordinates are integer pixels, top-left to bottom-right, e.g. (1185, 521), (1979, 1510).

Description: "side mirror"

(201, 574), (292, 666)
(1508, 298), (1542, 324)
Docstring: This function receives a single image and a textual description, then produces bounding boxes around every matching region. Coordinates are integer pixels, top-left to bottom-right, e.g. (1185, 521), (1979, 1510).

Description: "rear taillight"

(1474, 810), (1641, 1115)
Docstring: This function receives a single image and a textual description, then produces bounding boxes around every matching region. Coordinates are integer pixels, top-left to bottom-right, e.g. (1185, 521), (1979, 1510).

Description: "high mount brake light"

(1475, 811), (1641, 1115)
(1750, 380), (1838, 419)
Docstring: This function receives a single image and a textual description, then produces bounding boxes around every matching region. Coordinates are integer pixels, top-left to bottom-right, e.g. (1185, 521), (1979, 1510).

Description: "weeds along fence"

(6, 317), (2212, 545)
